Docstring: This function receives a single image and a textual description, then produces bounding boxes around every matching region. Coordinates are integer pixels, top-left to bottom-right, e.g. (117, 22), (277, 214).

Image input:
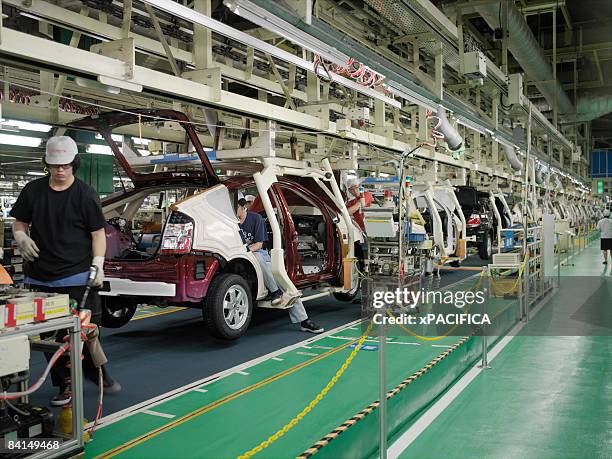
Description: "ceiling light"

(86, 144), (114, 155)
(0, 134), (42, 147)
(138, 149), (150, 157)
(2, 119), (52, 132)
(27, 171), (46, 176)
(96, 133), (123, 142)
(133, 137), (151, 145)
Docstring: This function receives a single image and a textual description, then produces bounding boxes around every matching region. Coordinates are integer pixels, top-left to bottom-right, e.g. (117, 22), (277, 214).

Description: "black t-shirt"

(10, 177), (106, 281)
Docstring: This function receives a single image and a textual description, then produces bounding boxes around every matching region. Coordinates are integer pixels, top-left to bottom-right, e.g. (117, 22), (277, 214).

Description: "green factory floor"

(396, 241), (612, 459)
(84, 240), (611, 459)
(84, 271), (498, 459)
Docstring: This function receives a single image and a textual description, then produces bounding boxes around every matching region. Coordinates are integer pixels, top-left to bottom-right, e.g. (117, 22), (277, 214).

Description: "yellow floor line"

(132, 307), (188, 321)
(93, 333), (361, 459)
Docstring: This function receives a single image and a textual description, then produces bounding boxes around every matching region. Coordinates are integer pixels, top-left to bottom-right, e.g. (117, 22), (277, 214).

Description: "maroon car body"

(69, 110), (361, 339)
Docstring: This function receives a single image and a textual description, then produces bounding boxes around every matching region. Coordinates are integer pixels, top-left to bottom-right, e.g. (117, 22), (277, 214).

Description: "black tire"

(449, 260), (461, 267)
(100, 297), (137, 328)
(479, 232), (492, 259)
(203, 274), (253, 340)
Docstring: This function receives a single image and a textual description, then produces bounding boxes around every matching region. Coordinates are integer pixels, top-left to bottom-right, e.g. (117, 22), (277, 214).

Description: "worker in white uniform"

(597, 209), (612, 264)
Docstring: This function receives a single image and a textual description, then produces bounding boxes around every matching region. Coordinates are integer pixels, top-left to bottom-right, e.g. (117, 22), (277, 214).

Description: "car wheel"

(100, 297), (137, 328)
(203, 274), (253, 340)
(479, 232), (492, 259)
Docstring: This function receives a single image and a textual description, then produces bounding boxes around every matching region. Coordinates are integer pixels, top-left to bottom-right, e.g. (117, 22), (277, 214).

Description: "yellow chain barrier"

(237, 322), (374, 459)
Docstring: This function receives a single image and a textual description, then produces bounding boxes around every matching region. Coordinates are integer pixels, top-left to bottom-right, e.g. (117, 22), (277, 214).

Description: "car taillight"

(160, 212), (194, 254)
(467, 213), (481, 227)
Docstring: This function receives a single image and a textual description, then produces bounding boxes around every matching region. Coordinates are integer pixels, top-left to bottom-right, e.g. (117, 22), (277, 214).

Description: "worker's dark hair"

(42, 154), (81, 172)
(237, 198), (248, 207)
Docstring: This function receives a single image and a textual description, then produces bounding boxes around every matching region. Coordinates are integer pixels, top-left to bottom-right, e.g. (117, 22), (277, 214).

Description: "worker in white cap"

(345, 177), (371, 232)
(244, 194), (256, 208)
(10, 136), (120, 405)
(597, 208), (612, 264)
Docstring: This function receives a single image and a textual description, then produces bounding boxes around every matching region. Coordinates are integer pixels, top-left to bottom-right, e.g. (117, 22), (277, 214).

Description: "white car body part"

(173, 184), (268, 300)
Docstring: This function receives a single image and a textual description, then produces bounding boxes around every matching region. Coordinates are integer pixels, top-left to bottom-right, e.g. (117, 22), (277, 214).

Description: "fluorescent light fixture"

(86, 144), (114, 155)
(386, 81), (438, 112)
(224, 0), (349, 68)
(96, 133), (123, 142)
(133, 137), (151, 146)
(3, 119), (52, 132)
(141, 0), (400, 108)
(138, 149), (150, 157)
(26, 171), (45, 176)
(0, 134), (42, 147)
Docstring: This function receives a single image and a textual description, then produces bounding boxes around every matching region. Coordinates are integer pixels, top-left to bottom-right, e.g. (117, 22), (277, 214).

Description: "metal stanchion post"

(378, 320), (387, 459)
(556, 233), (561, 287)
(478, 278), (490, 369)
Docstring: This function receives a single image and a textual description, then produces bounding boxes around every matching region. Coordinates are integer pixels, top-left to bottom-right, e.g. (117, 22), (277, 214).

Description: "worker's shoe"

(101, 375), (122, 394)
(300, 319), (324, 334)
(269, 289), (283, 306)
(51, 388), (72, 407)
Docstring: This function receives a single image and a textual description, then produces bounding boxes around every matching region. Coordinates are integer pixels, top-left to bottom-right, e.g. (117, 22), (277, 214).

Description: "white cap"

(45, 136), (78, 165)
(604, 209), (611, 217)
(245, 194), (256, 203)
(346, 177), (361, 189)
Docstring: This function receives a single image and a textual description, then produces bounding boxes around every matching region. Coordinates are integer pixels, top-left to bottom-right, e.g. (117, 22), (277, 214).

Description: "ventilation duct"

(502, 143), (523, 171)
(576, 93), (612, 122)
(473, 1), (574, 115)
(436, 106), (463, 151)
(535, 164), (544, 184)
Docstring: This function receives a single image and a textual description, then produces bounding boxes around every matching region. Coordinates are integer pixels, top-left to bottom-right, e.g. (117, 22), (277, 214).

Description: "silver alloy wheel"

(222, 284), (249, 330)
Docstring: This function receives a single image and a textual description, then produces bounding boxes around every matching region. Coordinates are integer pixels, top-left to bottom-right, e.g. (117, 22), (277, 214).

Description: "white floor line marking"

(302, 345), (313, 349)
(430, 344), (452, 348)
(389, 342), (421, 346)
(141, 410), (176, 419)
(296, 351), (319, 356)
(312, 345), (334, 350)
(388, 290), (555, 459)
(328, 335), (357, 341)
(193, 389), (208, 393)
(90, 318), (363, 429)
(236, 371), (249, 376)
(271, 357), (284, 361)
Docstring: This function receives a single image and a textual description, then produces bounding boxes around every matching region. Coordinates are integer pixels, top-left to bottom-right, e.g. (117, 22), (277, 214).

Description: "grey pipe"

(436, 106), (463, 151)
(502, 143), (523, 171)
(474, 1), (574, 115)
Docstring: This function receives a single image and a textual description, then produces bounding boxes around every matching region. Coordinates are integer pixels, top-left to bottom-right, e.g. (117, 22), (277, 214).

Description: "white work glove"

(14, 230), (40, 262)
(91, 256), (105, 288)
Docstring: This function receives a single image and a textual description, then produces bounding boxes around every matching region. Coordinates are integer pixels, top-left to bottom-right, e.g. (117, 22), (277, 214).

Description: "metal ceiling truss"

(0, 0), (588, 189)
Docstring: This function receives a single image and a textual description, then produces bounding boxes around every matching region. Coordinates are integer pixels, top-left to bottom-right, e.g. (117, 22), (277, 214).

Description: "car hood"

(70, 109), (220, 189)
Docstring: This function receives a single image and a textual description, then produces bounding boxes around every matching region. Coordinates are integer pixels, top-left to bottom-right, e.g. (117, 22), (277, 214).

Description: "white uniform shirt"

(597, 217), (612, 239)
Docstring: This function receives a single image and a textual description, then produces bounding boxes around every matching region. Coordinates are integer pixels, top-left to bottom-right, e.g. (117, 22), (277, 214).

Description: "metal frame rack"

(0, 316), (84, 459)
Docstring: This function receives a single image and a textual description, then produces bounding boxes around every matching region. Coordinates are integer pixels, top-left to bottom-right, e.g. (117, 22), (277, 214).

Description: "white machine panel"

(363, 209), (397, 237)
(0, 334), (30, 377)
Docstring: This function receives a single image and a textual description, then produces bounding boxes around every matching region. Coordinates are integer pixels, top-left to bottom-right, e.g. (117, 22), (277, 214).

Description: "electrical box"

(0, 334), (30, 377)
(347, 107), (370, 121)
(463, 51), (487, 79)
(508, 73), (524, 105)
(336, 119), (352, 136)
